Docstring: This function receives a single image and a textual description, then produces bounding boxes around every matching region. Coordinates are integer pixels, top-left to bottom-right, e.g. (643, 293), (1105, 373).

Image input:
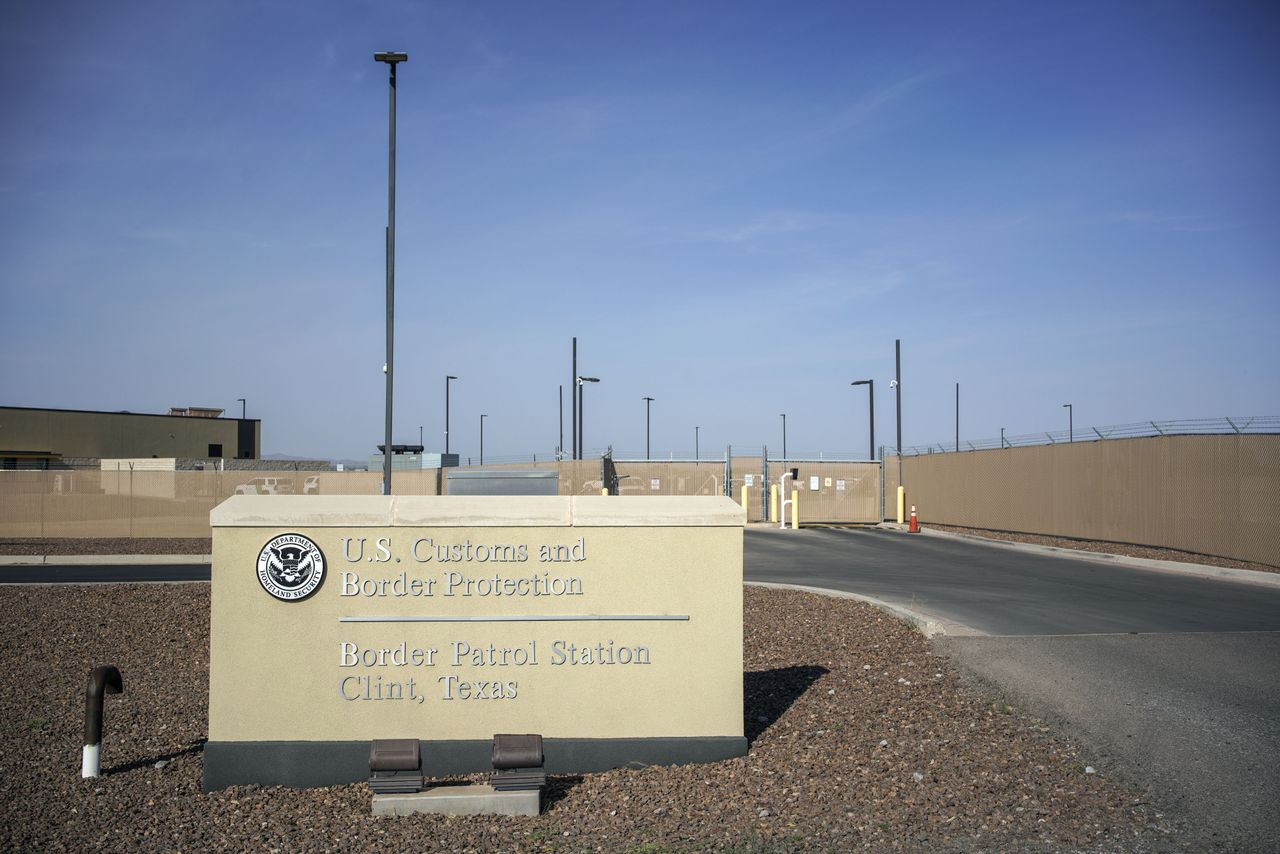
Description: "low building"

(0, 405), (261, 469)
(368, 444), (460, 471)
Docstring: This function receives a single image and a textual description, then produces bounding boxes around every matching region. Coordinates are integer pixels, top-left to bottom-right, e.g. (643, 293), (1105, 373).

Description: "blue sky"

(2, 1), (1277, 462)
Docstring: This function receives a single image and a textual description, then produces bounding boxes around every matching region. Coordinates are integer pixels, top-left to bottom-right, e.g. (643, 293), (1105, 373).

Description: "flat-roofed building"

(0, 405), (260, 468)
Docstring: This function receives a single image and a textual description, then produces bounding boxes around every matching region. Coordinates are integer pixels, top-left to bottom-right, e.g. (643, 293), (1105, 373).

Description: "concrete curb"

(745, 581), (982, 638)
(0, 554), (212, 567)
(876, 525), (1280, 589)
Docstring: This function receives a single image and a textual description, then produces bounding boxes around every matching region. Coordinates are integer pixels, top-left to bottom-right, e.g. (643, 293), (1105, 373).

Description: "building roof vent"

(168, 407), (225, 418)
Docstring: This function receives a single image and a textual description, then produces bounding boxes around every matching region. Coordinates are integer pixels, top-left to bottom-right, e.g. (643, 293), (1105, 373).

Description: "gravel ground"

(0, 537), (213, 556)
(0, 585), (1189, 852)
(922, 525), (1278, 574)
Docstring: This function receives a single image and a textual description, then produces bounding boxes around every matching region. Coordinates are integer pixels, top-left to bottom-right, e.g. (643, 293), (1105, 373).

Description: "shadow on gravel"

(744, 666), (829, 745)
(105, 738), (206, 775)
(544, 774), (584, 809)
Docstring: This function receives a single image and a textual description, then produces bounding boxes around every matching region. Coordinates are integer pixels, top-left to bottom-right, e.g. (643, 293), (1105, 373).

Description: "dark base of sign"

(202, 736), (748, 792)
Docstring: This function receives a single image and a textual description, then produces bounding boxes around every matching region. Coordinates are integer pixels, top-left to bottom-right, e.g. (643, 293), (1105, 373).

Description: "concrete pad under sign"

(373, 784), (540, 817)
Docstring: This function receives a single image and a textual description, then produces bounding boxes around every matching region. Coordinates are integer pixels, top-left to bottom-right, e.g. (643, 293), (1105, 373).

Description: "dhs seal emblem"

(257, 533), (325, 601)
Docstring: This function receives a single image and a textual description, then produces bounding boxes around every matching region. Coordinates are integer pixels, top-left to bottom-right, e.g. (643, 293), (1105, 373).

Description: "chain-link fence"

(6, 432), (1275, 564)
(884, 434), (1280, 567)
(762, 460), (883, 525)
(0, 468), (444, 538)
(891, 416), (1280, 456)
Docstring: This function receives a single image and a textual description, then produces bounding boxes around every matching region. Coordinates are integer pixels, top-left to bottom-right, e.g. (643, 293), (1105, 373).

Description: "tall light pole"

(479, 414), (487, 465)
(374, 50), (407, 497)
(955, 382), (960, 452)
(418, 425), (423, 448)
(695, 426), (700, 460)
(1063, 403), (1073, 443)
(851, 380), (874, 461)
(894, 338), (903, 485)
(445, 375), (457, 454)
(558, 385), (564, 458)
(642, 397), (654, 459)
(577, 376), (599, 458)
(236, 398), (246, 419)
(571, 338), (578, 459)
(780, 413), (787, 460)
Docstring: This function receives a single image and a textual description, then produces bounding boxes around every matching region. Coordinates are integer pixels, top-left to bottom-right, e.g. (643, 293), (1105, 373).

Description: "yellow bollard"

(791, 490), (799, 530)
(601, 487), (608, 497)
(896, 486), (906, 524)
(770, 484), (778, 522)
(740, 484), (750, 513)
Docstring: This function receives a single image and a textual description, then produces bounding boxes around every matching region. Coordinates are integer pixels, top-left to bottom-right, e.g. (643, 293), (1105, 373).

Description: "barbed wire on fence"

(887, 416), (1280, 457)
(9, 418), (1276, 473)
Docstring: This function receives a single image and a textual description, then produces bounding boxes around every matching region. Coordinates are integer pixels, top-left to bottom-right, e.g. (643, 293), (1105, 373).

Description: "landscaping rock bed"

(0, 537), (213, 556)
(0, 585), (1187, 851)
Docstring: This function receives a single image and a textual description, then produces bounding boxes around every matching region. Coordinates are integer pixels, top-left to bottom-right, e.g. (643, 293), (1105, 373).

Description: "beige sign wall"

(208, 495), (744, 754)
(887, 434), (1279, 567)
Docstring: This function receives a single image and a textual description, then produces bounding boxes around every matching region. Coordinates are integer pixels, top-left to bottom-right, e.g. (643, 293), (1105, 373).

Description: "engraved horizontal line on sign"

(338, 614), (690, 623)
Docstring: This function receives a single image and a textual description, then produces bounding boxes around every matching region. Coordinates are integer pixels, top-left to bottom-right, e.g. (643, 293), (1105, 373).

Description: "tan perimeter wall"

(886, 434), (1280, 567)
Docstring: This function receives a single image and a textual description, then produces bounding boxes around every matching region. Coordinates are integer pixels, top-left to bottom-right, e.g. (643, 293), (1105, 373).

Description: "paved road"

(744, 526), (1280, 635)
(745, 526), (1280, 852)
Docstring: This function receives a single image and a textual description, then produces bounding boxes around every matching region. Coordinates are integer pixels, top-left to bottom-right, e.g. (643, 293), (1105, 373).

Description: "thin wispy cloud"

(682, 212), (825, 246)
(1105, 211), (1239, 233)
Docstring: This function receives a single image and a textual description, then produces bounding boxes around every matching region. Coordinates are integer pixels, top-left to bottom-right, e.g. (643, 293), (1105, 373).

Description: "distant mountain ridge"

(263, 452), (367, 471)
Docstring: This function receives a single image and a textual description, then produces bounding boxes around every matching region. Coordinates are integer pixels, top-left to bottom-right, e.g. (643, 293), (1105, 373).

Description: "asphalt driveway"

(744, 526), (1280, 851)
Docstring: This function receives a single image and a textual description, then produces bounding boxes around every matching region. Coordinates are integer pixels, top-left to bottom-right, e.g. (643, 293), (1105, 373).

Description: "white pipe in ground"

(82, 743), (101, 779)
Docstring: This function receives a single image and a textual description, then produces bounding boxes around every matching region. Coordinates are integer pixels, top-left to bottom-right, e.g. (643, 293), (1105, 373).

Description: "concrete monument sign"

(205, 495), (746, 790)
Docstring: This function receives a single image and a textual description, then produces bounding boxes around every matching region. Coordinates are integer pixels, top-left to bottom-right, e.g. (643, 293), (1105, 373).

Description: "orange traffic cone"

(908, 505), (920, 533)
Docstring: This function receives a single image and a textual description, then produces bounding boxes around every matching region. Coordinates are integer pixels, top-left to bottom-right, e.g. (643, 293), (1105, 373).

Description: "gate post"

(761, 446), (769, 521)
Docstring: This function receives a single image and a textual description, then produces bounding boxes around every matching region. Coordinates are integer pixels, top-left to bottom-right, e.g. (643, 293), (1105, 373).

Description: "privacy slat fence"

(886, 434), (1280, 567)
(4, 434), (1276, 568)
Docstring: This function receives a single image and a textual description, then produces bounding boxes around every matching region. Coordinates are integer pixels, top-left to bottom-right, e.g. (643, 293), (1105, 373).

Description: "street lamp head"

(851, 380), (871, 386)
(642, 396), (654, 402)
(889, 380), (899, 389)
(447, 375), (457, 380)
(578, 376), (600, 384)
(374, 51), (408, 64)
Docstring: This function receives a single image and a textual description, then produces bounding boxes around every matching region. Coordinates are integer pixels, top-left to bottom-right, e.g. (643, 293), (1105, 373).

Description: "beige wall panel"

(613, 461), (726, 497)
(557, 460), (604, 495)
(891, 436), (1278, 566)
